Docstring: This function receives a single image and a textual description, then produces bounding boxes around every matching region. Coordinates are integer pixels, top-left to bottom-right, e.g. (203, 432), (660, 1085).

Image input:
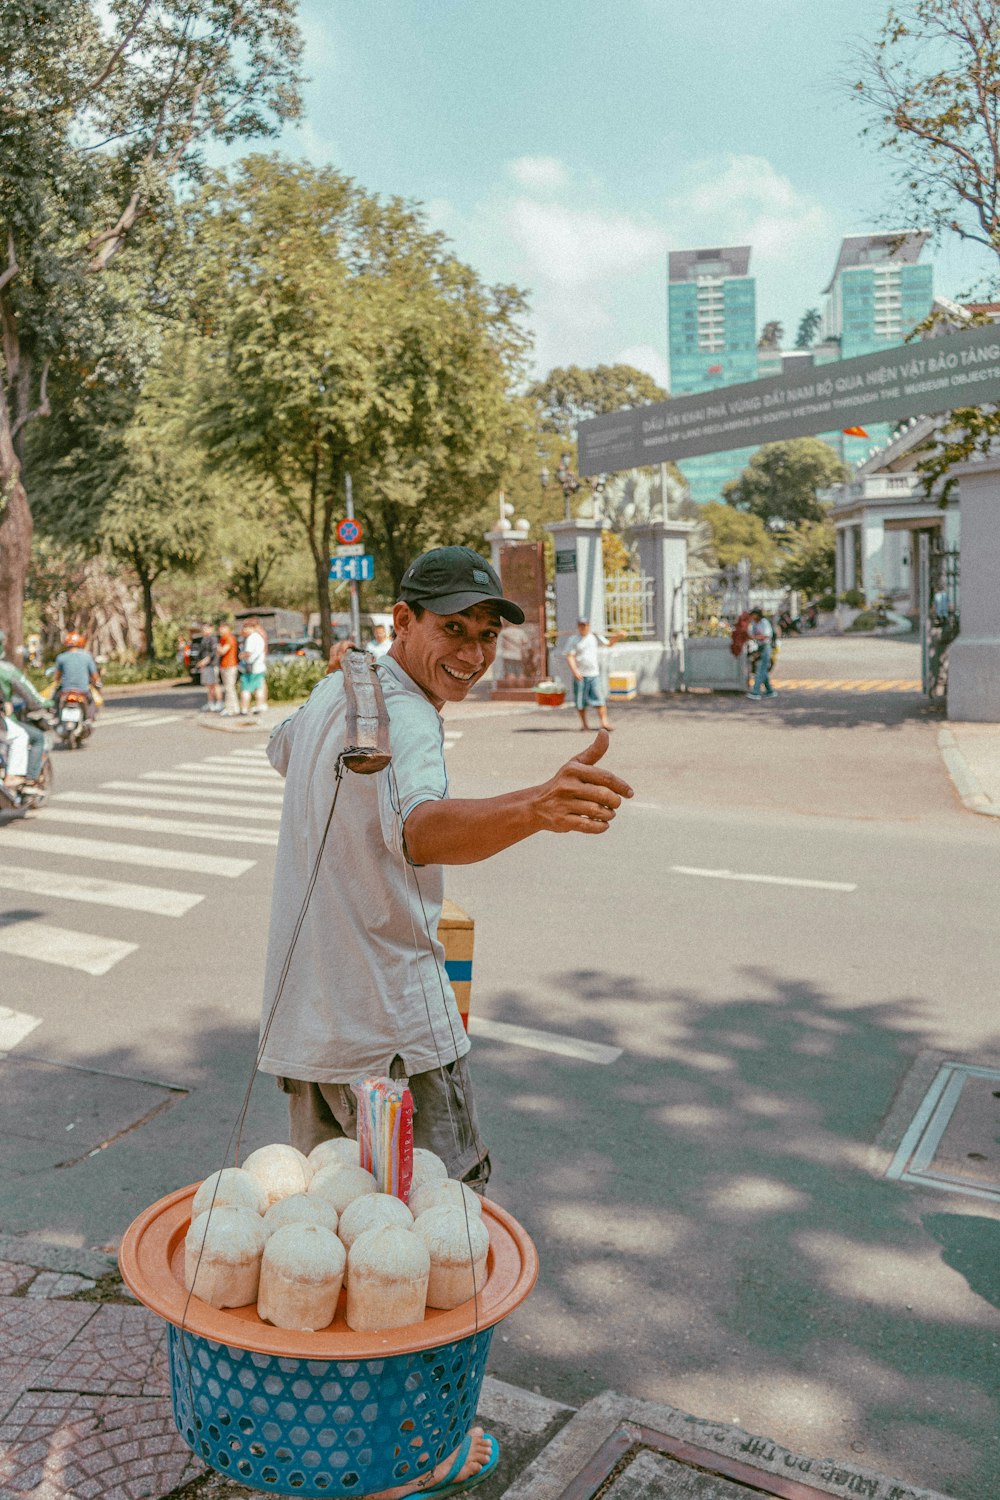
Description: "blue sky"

(267, 0), (996, 386)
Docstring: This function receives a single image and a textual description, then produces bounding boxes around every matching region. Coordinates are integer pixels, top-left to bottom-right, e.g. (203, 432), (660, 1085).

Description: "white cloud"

(504, 198), (667, 290)
(506, 155), (571, 192)
(615, 344), (671, 389)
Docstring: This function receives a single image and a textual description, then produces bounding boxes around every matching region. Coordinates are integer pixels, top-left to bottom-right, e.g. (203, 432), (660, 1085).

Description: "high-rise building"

(821, 232), (934, 466)
(667, 246), (758, 504)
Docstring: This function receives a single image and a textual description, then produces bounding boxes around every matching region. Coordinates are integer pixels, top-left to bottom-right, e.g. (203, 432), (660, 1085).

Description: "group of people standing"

(196, 618), (269, 717)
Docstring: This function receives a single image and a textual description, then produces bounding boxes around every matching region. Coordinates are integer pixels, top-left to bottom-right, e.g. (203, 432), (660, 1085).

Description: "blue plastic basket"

(168, 1322), (495, 1497)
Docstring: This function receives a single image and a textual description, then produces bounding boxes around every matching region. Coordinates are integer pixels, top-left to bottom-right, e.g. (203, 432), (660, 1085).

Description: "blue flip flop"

(421, 1431), (500, 1499)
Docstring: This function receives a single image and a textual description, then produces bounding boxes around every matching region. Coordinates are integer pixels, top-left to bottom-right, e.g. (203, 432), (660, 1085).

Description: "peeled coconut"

(346, 1224), (430, 1332)
(307, 1137), (361, 1172)
(338, 1192), (413, 1252)
(408, 1179), (483, 1221)
(184, 1206), (267, 1309)
(308, 1162), (378, 1215)
(257, 1223), (346, 1332)
(413, 1205), (490, 1310)
(240, 1144), (312, 1208)
(410, 1147), (448, 1192)
(192, 1167), (267, 1218)
(263, 1193), (339, 1239)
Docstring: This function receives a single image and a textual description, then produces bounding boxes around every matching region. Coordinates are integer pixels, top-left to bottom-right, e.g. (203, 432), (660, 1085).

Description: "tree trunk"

(137, 565), (156, 661)
(0, 400), (32, 665)
(313, 548), (332, 656)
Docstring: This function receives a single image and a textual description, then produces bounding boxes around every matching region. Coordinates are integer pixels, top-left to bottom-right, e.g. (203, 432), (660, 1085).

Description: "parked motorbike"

(778, 610), (802, 636)
(55, 689), (96, 749)
(0, 706), (55, 812)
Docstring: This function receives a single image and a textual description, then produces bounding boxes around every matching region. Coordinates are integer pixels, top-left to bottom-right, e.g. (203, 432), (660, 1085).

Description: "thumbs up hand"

(531, 731), (634, 835)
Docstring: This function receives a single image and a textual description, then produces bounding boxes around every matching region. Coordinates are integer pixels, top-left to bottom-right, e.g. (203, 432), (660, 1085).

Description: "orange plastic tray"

(119, 1185), (538, 1360)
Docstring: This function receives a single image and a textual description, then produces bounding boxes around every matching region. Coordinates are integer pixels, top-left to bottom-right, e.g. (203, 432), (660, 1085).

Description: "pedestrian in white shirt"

(564, 617), (626, 731)
(238, 619), (269, 716)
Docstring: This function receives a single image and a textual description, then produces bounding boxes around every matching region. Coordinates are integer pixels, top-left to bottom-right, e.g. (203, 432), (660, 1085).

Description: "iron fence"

(604, 572), (655, 638)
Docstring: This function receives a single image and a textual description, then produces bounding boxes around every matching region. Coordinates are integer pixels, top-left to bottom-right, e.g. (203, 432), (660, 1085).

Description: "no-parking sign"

(336, 518), (362, 545)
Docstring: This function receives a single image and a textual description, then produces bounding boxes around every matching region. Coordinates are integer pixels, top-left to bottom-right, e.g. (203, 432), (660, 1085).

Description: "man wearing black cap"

(260, 546), (632, 1196)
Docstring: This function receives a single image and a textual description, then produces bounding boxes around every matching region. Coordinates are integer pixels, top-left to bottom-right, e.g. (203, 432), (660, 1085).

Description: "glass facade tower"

(821, 232), (934, 466)
(667, 246), (758, 504)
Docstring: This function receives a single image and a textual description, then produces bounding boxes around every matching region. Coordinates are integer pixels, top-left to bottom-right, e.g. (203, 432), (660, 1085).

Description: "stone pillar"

(948, 455), (1000, 721)
(835, 528), (845, 597)
(483, 524), (510, 574)
(543, 519), (605, 692)
(630, 519), (695, 647)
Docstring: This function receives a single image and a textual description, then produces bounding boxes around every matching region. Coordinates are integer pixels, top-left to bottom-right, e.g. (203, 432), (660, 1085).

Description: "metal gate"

(919, 533), (959, 700)
(679, 562), (751, 691)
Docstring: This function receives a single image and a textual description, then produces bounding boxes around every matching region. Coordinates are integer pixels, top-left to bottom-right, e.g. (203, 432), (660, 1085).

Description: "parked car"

(267, 636), (324, 662)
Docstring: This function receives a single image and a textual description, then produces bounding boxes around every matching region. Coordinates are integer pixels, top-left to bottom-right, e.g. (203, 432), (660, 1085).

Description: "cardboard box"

(608, 671), (637, 701)
(438, 898), (473, 1029)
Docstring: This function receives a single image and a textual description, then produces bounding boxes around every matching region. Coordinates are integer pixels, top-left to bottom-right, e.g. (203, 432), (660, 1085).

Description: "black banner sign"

(577, 323), (1000, 474)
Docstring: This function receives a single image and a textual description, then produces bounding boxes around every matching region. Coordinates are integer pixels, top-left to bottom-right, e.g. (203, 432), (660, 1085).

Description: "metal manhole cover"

(886, 1062), (1000, 1202)
(558, 1425), (878, 1499)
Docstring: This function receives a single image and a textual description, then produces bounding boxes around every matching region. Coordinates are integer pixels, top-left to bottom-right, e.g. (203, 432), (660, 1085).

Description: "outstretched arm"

(403, 731), (633, 866)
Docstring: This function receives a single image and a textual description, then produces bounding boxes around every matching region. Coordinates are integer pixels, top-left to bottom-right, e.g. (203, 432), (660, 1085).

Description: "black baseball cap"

(398, 546), (525, 624)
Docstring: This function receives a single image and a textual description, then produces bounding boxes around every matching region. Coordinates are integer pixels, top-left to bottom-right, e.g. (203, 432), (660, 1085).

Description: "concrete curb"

(0, 1233), (116, 1280)
(503, 1390), (958, 1500)
(937, 728), (1000, 817)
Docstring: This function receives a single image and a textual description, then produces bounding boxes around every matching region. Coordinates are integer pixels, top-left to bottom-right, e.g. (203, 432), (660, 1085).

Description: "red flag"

(842, 426), (869, 438)
(707, 364), (723, 375)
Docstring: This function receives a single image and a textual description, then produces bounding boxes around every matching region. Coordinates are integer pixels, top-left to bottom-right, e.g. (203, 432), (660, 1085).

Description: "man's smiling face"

(390, 601), (502, 707)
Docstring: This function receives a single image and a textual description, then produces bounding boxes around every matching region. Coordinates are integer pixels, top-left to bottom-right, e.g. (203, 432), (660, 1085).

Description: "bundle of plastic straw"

(353, 1078), (414, 1201)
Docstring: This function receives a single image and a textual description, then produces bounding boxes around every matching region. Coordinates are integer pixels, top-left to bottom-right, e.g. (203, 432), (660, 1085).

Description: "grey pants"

(277, 1054), (491, 1189)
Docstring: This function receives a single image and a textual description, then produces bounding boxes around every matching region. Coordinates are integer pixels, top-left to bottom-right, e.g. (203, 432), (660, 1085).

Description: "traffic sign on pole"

(328, 554), (374, 582)
(336, 517), (363, 545)
(334, 543), (365, 557)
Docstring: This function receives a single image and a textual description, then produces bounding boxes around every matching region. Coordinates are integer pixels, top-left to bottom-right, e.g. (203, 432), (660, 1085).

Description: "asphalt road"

(1, 638), (997, 1499)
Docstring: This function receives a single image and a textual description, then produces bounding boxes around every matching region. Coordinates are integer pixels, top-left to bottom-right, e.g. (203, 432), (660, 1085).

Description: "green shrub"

(846, 610), (880, 632)
(101, 659), (182, 685)
(266, 660), (327, 701)
(838, 588), (866, 608)
(816, 593), (837, 611)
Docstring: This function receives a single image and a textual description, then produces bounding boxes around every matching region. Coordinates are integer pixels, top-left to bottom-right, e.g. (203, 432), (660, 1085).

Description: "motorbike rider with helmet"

(0, 628), (50, 792)
(53, 631), (102, 723)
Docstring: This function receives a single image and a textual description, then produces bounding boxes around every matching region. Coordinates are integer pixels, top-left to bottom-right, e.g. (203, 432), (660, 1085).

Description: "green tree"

(189, 158), (530, 650)
(757, 320), (783, 350)
(795, 308), (822, 349)
(852, 1), (1000, 497)
(776, 516), (836, 598)
(0, 0), (302, 658)
(722, 438), (848, 527)
(527, 364), (667, 441)
(702, 501), (778, 583)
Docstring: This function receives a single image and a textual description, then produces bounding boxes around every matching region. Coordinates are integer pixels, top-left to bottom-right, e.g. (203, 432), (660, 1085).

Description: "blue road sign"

(329, 554), (374, 581)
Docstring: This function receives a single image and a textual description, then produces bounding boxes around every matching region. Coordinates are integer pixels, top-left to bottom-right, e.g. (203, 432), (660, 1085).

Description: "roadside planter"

(120, 1186), (537, 1498)
(682, 637), (749, 692)
(534, 679), (566, 707)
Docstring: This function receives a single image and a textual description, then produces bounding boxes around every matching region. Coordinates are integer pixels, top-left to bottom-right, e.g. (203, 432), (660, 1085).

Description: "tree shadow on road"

(479, 968), (1000, 1497)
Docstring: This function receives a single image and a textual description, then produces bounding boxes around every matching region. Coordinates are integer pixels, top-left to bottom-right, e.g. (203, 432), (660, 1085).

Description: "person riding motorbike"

(0, 628), (50, 792)
(53, 631), (102, 723)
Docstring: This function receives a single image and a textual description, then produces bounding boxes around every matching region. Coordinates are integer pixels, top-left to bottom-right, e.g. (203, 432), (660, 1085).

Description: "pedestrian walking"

(746, 608), (778, 700)
(196, 625), (222, 712)
(368, 622), (392, 659)
(564, 617), (626, 731)
(217, 622), (240, 716)
(238, 618), (268, 716)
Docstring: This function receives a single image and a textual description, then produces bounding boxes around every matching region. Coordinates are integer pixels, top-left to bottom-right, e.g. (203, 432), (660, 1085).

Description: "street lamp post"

(539, 454), (607, 522)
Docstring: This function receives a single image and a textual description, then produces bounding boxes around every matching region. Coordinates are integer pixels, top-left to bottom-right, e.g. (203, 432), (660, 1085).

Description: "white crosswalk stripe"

(40, 806), (278, 847)
(0, 864), (202, 917)
(0, 920), (137, 976)
(101, 712), (178, 729)
(57, 790), (282, 822)
(0, 828), (254, 877)
(129, 774), (285, 803)
(197, 755), (281, 773)
(0, 1005), (42, 1052)
(172, 761), (279, 782)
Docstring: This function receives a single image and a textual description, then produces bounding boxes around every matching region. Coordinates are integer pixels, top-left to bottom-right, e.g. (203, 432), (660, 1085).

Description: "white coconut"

(192, 1168), (267, 1218)
(308, 1162), (378, 1215)
(346, 1224), (430, 1332)
(409, 1147), (448, 1192)
(240, 1144), (312, 1208)
(412, 1205), (490, 1310)
(257, 1223), (347, 1332)
(263, 1193), (339, 1239)
(408, 1179), (483, 1222)
(338, 1192), (413, 1251)
(184, 1206), (266, 1309)
(307, 1136), (361, 1172)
